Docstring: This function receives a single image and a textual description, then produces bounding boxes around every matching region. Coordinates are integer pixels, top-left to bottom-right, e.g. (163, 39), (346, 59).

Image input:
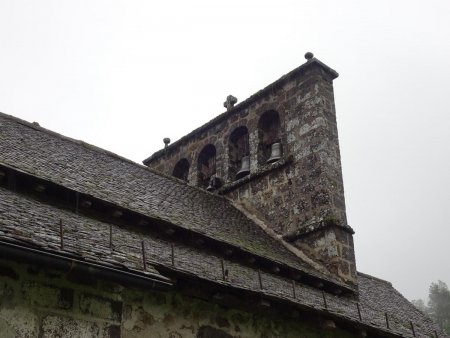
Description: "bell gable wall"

(144, 57), (356, 283)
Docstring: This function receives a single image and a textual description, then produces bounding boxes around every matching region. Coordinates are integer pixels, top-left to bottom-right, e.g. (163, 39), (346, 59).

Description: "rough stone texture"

(143, 58), (355, 282)
(0, 259), (356, 338)
(0, 58), (445, 337)
(0, 186), (351, 309)
(145, 61), (346, 233)
(0, 112), (333, 283)
(0, 258), (442, 338)
(0, 259), (444, 338)
(0, 186), (443, 337)
(293, 223), (357, 283)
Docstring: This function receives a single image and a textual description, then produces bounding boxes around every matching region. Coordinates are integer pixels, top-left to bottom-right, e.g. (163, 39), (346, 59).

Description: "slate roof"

(0, 112), (341, 287)
(0, 186), (443, 338)
(358, 273), (440, 335)
(0, 112), (445, 337)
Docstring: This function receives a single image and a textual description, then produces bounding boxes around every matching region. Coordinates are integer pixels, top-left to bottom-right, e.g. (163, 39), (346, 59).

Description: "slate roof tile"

(0, 112), (446, 337)
(0, 112), (339, 284)
(0, 187), (444, 337)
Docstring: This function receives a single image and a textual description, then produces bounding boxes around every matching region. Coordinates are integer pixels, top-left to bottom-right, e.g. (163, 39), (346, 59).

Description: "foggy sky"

(1, 0), (449, 302)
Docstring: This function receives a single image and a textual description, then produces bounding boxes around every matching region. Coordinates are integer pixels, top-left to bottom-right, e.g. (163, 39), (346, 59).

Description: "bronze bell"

(206, 176), (215, 191)
(206, 175), (222, 191)
(236, 155), (250, 179)
(266, 142), (282, 163)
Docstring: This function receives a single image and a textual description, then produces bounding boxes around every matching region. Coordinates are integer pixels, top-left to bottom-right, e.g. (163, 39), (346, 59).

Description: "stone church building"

(0, 54), (444, 337)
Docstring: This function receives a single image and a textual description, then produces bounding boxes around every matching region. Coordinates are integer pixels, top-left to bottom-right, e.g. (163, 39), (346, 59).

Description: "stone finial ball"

(304, 52), (314, 60)
(163, 137), (171, 145)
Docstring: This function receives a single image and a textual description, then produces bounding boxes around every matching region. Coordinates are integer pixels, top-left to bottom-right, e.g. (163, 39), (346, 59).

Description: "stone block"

(342, 246), (355, 262)
(252, 176), (268, 192)
(21, 282), (73, 310)
(339, 261), (350, 276)
(0, 307), (39, 338)
(41, 315), (100, 338)
(197, 325), (233, 338)
(0, 281), (15, 305)
(79, 293), (122, 322)
(143, 58), (351, 284)
(0, 265), (19, 280)
(102, 325), (121, 338)
(0, 318), (16, 338)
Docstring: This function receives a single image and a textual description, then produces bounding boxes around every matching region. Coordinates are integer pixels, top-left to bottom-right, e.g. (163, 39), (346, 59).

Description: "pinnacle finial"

(223, 95), (238, 111)
(305, 52), (314, 60)
(163, 138), (171, 148)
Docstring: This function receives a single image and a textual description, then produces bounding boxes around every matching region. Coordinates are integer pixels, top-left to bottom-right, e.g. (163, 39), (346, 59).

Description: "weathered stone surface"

(2, 260), (347, 338)
(0, 307), (39, 338)
(197, 325), (233, 338)
(0, 318), (16, 338)
(143, 58), (351, 283)
(22, 282), (73, 310)
(79, 293), (122, 322)
(0, 113), (327, 282)
(41, 315), (100, 337)
(0, 253), (442, 338)
(0, 57), (445, 338)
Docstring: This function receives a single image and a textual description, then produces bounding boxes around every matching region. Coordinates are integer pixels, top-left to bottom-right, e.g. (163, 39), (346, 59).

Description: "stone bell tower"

(143, 53), (356, 286)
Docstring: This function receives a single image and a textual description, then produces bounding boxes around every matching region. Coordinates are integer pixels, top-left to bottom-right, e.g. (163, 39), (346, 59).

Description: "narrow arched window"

(229, 126), (250, 179)
(258, 110), (281, 164)
(197, 144), (216, 188)
(172, 158), (190, 182)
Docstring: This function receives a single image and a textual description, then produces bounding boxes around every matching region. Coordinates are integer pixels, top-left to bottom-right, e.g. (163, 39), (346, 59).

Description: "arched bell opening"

(228, 126), (250, 180)
(172, 158), (190, 182)
(258, 110), (281, 164)
(197, 144), (217, 189)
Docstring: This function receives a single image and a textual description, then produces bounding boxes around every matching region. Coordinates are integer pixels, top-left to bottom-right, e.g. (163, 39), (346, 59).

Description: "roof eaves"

(0, 162), (347, 292)
(0, 239), (173, 289)
(0, 112), (228, 197)
(0, 112), (351, 292)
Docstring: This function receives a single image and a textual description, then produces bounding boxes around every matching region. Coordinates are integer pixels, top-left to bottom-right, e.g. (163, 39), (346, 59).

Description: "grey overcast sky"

(1, 0), (449, 301)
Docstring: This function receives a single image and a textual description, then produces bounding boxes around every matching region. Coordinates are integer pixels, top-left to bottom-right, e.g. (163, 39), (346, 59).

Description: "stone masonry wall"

(147, 63), (346, 235)
(145, 60), (355, 283)
(293, 225), (357, 283)
(0, 259), (359, 338)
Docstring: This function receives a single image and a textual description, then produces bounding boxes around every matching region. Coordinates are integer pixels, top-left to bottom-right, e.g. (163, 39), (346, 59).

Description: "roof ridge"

(0, 111), (231, 201)
(0, 111), (140, 166)
(357, 272), (392, 286)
